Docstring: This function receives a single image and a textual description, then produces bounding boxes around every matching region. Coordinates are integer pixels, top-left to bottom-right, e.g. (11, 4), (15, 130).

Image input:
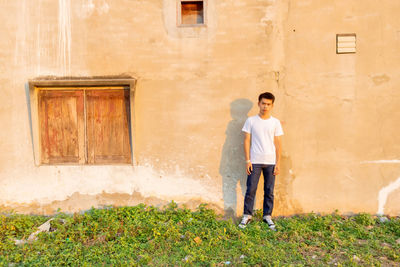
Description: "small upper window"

(179, 0), (205, 26)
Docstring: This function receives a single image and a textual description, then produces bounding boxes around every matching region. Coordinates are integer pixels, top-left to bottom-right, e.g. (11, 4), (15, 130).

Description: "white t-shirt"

(242, 115), (284, 164)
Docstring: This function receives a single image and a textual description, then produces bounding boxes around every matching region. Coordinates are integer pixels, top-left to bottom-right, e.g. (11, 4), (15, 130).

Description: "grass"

(0, 203), (399, 266)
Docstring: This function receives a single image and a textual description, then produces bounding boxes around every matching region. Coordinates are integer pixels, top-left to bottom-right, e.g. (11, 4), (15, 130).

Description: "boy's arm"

(244, 132), (252, 175)
(274, 135), (282, 175)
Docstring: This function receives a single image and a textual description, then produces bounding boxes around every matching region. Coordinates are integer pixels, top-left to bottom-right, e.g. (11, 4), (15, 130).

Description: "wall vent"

(336, 33), (356, 54)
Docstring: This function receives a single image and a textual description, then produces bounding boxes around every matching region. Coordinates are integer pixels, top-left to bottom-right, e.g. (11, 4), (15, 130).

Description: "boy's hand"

(273, 165), (280, 175)
(246, 162), (253, 175)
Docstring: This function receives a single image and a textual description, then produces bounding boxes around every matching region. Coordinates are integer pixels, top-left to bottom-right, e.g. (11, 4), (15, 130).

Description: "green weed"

(0, 204), (399, 266)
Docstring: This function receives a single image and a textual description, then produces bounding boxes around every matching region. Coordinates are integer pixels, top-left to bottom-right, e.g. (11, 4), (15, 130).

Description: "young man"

(238, 92), (283, 230)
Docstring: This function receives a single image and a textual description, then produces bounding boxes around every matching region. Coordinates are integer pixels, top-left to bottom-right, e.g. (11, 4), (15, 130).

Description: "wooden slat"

(337, 42), (356, 48)
(337, 36), (356, 42)
(337, 47), (356, 53)
(39, 90), (84, 164)
(86, 89), (131, 164)
(39, 86), (127, 91)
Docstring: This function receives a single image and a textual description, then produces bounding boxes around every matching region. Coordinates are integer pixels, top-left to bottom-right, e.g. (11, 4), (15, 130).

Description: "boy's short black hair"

(258, 92), (275, 103)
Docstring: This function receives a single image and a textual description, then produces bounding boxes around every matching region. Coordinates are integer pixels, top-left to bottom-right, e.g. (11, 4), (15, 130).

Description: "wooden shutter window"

(39, 90), (85, 164)
(38, 87), (132, 165)
(86, 89), (131, 164)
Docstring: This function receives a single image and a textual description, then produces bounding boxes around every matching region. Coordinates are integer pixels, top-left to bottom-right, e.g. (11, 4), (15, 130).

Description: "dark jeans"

(243, 164), (276, 216)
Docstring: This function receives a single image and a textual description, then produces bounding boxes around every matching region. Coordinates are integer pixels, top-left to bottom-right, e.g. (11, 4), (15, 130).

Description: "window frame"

(28, 78), (136, 166)
(177, 0), (207, 27)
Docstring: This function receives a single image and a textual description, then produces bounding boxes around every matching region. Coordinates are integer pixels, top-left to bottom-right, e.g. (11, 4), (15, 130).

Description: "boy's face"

(258, 98), (274, 113)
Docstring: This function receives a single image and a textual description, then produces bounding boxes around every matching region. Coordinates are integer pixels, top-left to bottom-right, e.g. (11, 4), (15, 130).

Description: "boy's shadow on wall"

(220, 99), (302, 219)
(220, 99), (253, 219)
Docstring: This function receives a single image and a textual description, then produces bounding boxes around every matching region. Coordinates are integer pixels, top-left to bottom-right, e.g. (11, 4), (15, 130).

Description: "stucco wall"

(0, 0), (399, 216)
(283, 0), (400, 215)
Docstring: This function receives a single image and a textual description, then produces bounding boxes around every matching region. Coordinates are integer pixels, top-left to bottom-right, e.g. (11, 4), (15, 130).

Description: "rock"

(381, 242), (392, 248)
(13, 239), (26, 245)
(357, 240), (368, 245)
(352, 255), (360, 262)
(327, 259), (337, 265)
(28, 218), (54, 241)
(15, 218), (64, 245)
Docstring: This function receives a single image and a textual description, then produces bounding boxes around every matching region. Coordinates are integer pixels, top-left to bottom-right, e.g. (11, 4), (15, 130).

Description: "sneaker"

(238, 214), (252, 229)
(263, 215), (276, 231)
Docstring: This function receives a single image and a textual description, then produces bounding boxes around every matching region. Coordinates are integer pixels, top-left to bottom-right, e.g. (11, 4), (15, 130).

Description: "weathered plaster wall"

(282, 0), (400, 215)
(0, 0), (399, 216)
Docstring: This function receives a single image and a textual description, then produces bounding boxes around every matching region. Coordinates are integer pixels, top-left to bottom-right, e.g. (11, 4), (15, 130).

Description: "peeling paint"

(79, 0), (109, 18)
(0, 191), (224, 215)
(377, 176), (400, 215)
(260, 0), (276, 23)
(58, 0), (71, 76)
(0, 164), (221, 209)
(274, 155), (303, 216)
(14, 0), (28, 66)
(371, 74), (390, 86)
(360, 160), (400, 164)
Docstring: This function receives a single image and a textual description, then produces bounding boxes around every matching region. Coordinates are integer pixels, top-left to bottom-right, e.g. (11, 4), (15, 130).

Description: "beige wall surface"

(0, 0), (399, 216)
